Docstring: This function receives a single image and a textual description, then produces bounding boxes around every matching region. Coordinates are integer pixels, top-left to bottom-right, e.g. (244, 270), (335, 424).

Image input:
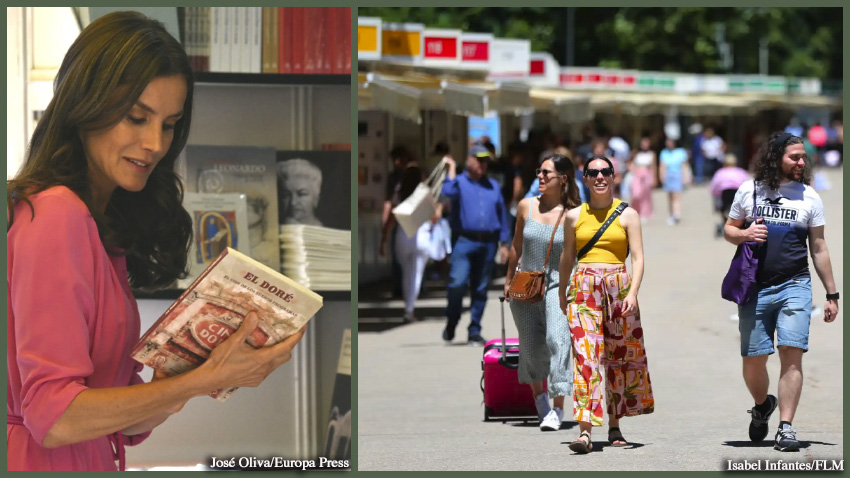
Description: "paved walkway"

(358, 168), (843, 471)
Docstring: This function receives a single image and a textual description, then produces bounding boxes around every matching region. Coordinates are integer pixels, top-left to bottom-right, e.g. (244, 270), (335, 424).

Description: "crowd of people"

(378, 125), (840, 454)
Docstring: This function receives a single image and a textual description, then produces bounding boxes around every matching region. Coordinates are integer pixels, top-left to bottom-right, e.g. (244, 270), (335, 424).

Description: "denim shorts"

(738, 276), (812, 356)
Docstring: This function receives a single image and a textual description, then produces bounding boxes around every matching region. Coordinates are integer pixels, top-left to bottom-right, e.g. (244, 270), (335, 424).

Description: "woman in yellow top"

(558, 155), (655, 454)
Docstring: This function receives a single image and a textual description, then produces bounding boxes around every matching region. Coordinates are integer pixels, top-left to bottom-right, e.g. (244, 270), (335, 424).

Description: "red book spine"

(342, 7), (351, 74)
(291, 7), (304, 74)
(278, 7), (291, 74)
(329, 8), (341, 74)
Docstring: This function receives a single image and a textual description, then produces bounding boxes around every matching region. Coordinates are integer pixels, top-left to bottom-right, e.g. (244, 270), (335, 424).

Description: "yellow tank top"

(575, 199), (628, 263)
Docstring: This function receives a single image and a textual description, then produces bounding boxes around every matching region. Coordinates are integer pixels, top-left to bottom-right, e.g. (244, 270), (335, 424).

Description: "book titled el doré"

(131, 247), (323, 401)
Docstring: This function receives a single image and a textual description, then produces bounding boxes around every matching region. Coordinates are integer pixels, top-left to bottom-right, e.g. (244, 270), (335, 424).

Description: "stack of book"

(183, 7), (352, 74)
(279, 225), (351, 291)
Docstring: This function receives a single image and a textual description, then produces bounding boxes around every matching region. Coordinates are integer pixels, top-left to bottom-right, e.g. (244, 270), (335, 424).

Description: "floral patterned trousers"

(567, 264), (654, 426)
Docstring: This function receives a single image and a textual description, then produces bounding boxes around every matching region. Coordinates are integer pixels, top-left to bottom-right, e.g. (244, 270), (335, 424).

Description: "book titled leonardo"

(131, 247), (323, 401)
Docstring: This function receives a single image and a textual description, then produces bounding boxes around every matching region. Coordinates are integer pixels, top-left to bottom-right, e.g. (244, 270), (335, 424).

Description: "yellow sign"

(383, 30), (420, 57)
(358, 25), (378, 53)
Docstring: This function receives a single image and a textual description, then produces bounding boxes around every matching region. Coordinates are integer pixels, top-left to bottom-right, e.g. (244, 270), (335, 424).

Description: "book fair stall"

(356, 15), (841, 285)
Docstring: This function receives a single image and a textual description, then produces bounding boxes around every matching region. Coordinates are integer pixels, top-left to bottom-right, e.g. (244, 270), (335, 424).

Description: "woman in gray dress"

(504, 153), (582, 431)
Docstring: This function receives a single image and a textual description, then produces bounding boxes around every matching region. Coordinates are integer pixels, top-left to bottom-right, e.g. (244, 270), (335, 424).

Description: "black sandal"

(608, 427), (628, 446)
(569, 431), (593, 454)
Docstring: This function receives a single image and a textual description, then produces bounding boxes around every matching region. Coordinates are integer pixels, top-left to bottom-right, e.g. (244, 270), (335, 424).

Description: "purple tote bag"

(721, 183), (761, 305)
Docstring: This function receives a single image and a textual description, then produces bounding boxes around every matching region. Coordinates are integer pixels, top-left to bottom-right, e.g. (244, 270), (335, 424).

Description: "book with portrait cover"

(178, 192), (251, 289)
(178, 145), (280, 272)
(322, 330), (351, 462)
(131, 247), (323, 401)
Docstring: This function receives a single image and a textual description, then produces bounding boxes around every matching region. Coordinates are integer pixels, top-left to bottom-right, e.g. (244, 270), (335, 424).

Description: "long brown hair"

(543, 153), (581, 209)
(7, 11), (194, 290)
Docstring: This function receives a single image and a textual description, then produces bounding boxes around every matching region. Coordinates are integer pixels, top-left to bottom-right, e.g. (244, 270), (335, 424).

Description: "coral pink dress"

(6, 186), (151, 470)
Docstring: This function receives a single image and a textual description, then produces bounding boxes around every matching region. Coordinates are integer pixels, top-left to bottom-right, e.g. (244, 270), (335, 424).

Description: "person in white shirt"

(724, 132), (839, 452)
(700, 127), (725, 179)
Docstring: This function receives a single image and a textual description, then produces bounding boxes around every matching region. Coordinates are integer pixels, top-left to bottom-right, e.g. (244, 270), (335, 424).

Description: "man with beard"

(724, 132), (839, 452)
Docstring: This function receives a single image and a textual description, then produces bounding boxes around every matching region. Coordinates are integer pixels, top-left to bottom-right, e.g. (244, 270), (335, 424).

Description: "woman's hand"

(622, 293), (639, 316)
(198, 311), (307, 392)
(503, 281), (511, 301)
(559, 289), (569, 316)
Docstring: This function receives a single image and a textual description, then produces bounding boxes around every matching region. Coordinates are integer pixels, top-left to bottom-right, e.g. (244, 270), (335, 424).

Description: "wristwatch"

(826, 292), (840, 301)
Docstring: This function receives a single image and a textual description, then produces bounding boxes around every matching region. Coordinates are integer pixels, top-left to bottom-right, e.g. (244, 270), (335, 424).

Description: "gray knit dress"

(508, 198), (573, 398)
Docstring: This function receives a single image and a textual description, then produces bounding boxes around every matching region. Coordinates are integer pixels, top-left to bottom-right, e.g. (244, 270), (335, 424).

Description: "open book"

(131, 247), (323, 401)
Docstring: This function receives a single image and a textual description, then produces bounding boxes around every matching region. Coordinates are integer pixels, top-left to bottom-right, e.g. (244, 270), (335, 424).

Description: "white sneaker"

(540, 408), (563, 431)
(667, 216), (676, 226)
(534, 393), (551, 422)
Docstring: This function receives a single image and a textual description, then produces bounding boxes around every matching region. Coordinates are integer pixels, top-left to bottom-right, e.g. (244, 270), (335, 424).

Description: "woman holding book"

(557, 155), (655, 454)
(504, 154), (581, 432)
(6, 12), (306, 471)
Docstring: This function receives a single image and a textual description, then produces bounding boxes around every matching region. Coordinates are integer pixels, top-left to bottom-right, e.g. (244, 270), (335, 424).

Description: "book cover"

(276, 151), (351, 231)
(261, 7), (278, 74)
(180, 145), (280, 272)
(210, 7), (222, 72)
(179, 192), (251, 289)
(291, 7), (304, 74)
(132, 248), (324, 401)
(251, 7), (262, 73)
(241, 7), (252, 73)
(342, 7), (351, 73)
(322, 329), (351, 461)
(229, 7), (241, 73)
(220, 7), (231, 71)
(278, 7), (292, 73)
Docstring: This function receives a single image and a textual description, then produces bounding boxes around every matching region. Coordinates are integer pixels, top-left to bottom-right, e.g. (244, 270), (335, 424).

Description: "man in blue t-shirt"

(724, 132), (840, 452)
(441, 144), (510, 346)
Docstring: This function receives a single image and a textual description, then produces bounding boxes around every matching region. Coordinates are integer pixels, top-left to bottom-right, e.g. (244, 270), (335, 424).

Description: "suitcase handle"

(498, 296), (519, 369)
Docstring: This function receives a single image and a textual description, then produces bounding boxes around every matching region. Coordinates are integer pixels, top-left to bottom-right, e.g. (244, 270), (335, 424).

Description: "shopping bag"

(392, 158), (448, 238)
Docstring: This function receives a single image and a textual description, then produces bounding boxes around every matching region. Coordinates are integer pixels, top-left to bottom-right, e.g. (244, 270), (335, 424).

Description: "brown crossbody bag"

(506, 204), (567, 303)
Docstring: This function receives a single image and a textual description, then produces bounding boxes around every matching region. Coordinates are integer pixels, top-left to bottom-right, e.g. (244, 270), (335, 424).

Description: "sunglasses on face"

(535, 168), (557, 177)
(585, 168), (614, 178)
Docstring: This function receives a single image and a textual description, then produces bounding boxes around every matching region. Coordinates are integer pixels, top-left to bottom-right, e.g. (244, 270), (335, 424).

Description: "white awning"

(530, 89), (593, 123)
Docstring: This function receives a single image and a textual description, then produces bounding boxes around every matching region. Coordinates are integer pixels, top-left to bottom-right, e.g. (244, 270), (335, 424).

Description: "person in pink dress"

(6, 12), (306, 471)
(629, 137), (657, 219)
(709, 153), (751, 237)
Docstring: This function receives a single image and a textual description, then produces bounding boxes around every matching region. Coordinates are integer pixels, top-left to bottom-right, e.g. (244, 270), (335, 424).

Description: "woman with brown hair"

(7, 12), (305, 470)
(504, 154), (581, 431)
(558, 155), (655, 453)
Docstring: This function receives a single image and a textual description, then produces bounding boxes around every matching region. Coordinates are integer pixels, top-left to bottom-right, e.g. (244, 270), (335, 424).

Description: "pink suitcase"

(480, 296), (542, 422)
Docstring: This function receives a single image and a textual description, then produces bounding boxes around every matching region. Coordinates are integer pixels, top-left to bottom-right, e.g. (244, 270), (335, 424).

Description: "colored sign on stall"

(357, 17), (381, 60)
(381, 23), (423, 62)
(487, 38), (530, 80)
(527, 52), (559, 87)
(421, 28), (461, 67)
(459, 32), (492, 69)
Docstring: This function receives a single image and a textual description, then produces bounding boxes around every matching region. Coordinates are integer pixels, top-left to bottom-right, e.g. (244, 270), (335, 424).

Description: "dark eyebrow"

(135, 100), (183, 119)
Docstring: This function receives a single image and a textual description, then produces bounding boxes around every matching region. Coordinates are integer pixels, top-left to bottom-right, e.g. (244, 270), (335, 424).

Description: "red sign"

(191, 318), (235, 350)
(462, 41), (488, 61)
(424, 37), (458, 59)
(529, 59), (545, 76)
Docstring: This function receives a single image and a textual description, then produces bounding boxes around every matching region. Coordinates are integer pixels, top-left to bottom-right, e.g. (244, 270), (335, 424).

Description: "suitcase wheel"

(484, 406), (492, 422)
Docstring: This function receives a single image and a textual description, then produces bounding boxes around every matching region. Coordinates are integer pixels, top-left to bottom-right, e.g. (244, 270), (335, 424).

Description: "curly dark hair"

(753, 132), (810, 191)
(7, 11), (193, 290)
